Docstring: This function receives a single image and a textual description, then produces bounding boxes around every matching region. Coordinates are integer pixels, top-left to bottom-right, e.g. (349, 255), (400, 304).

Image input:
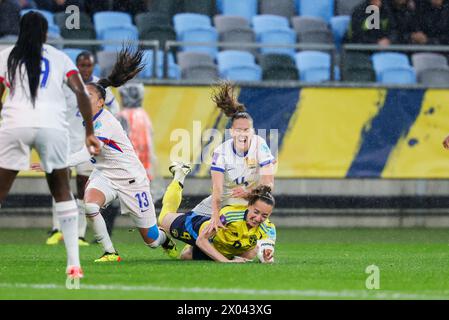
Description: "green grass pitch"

(1, 228), (449, 300)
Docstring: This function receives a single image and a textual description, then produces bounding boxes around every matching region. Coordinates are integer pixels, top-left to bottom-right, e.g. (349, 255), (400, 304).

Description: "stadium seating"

(330, 15), (351, 49)
(54, 12), (96, 52)
(222, 0), (258, 21)
(259, 53), (299, 80)
(295, 51), (332, 82)
(380, 67), (416, 84)
(96, 50), (117, 77)
(138, 50), (181, 79)
(252, 15), (296, 56)
(20, 9), (60, 36)
(292, 16), (333, 44)
(93, 11), (136, 39)
(341, 52), (375, 82)
(372, 52), (415, 83)
(146, 0), (178, 19)
(418, 68), (449, 86)
(411, 53), (449, 75)
(335, 0), (364, 16)
(297, 0), (334, 23)
(214, 15), (250, 32)
(135, 13), (176, 50)
(101, 27), (138, 52)
(183, 0), (217, 17)
(219, 28), (256, 53)
(259, 0), (296, 19)
(173, 13), (218, 57)
(63, 48), (84, 64)
(217, 50), (262, 81)
(177, 52), (218, 80)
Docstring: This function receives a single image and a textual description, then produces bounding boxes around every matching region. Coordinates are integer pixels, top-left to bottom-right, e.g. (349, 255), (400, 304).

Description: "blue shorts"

(169, 211), (210, 246)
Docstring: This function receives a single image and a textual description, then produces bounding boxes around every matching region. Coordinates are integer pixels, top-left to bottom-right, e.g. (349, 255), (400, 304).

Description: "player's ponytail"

(247, 186), (275, 207)
(7, 12), (48, 105)
(212, 82), (253, 124)
(89, 44), (145, 101)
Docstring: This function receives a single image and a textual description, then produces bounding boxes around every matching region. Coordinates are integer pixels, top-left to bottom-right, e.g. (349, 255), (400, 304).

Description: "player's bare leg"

(46, 168), (83, 279)
(0, 168), (18, 204)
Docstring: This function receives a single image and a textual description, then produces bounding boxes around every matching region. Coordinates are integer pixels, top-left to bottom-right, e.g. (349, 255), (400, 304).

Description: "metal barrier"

(2, 38), (449, 88)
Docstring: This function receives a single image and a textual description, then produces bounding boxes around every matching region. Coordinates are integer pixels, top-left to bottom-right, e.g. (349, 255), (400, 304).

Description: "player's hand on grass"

(443, 135), (449, 149)
(229, 256), (248, 263)
(231, 186), (249, 199)
(86, 134), (101, 156)
(30, 163), (43, 172)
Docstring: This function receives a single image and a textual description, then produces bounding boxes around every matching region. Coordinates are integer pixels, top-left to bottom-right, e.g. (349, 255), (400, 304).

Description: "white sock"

(77, 199), (87, 238)
(55, 200), (80, 268)
(85, 203), (116, 253)
(174, 170), (187, 185)
(51, 198), (60, 231)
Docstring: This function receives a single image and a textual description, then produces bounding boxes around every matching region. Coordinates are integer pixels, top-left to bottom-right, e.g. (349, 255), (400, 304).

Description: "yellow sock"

(158, 181), (183, 225)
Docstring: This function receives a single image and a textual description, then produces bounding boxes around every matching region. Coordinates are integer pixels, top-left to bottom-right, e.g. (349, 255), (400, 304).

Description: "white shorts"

(86, 170), (156, 228)
(192, 195), (213, 216)
(0, 127), (69, 173)
(74, 160), (94, 177)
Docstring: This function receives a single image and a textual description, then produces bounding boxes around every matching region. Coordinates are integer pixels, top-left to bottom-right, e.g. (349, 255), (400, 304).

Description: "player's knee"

(85, 203), (100, 218)
(146, 225), (160, 248)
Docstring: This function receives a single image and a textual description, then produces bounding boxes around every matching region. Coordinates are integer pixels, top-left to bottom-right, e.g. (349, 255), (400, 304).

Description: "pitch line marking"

(0, 283), (448, 299)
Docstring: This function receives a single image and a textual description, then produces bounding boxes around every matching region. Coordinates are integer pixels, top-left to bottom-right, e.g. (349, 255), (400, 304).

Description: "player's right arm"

(195, 225), (244, 263)
(67, 73), (100, 156)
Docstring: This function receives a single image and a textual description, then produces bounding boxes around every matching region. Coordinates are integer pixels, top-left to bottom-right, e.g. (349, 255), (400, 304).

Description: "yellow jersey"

(200, 205), (276, 259)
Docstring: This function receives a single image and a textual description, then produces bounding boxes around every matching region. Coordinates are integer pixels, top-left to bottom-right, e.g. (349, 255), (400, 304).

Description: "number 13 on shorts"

(135, 192), (150, 211)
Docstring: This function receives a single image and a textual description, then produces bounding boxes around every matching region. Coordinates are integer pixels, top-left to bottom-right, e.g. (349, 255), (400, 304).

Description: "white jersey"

(65, 75), (120, 155)
(210, 135), (275, 207)
(70, 108), (148, 187)
(0, 44), (78, 130)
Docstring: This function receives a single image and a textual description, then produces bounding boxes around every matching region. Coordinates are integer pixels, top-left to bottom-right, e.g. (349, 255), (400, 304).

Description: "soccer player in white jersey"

(192, 83), (276, 233)
(46, 51), (120, 246)
(0, 12), (100, 279)
(69, 46), (177, 262)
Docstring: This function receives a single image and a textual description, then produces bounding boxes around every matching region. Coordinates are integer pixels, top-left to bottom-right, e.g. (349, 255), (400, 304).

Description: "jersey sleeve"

(257, 136), (275, 167)
(211, 145), (226, 173)
(260, 220), (277, 242)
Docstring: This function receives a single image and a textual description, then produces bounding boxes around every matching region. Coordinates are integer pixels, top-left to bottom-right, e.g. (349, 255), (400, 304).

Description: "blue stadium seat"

(295, 51), (331, 82)
(101, 27), (139, 52)
(222, 0), (258, 21)
(173, 13), (212, 34)
(380, 67), (417, 84)
(173, 14), (218, 57)
(297, 0), (334, 22)
(372, 52), (412, 81)
(216, 0), (223, 13)
(258, 30), (296, 57)
(93, 11), (134, 39)
(178, 29), (218, 57)
(21, 9), (60, 35)
(138, 50), (180, 79)
(252, 15), (296, 57)
(252, 15), (290, 33)
(93, 64), (101, 78)
(217, 50), (262, 81)
(63, 48), (84, 64)
(330, 15), (351, 50)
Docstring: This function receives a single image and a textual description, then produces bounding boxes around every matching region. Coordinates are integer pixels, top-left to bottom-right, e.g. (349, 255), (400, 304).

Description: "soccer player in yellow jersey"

(158, 162), (276, 263)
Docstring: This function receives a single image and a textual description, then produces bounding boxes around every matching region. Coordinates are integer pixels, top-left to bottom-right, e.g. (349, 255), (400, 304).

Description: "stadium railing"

(2, 38), (449, 88)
